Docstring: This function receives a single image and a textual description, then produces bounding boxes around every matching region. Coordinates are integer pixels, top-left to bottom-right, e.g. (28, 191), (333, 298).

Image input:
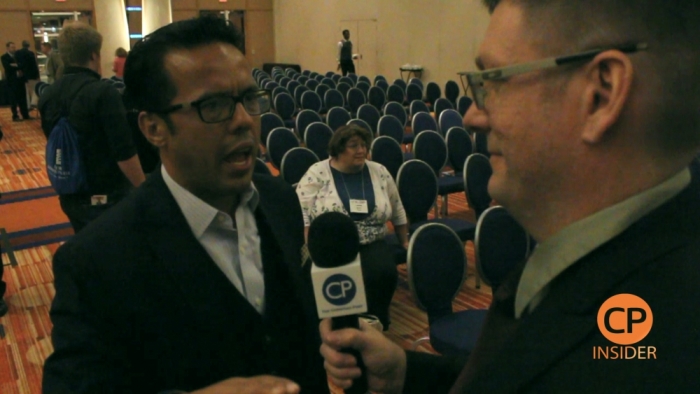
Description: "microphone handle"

(332, 315), (369, 394)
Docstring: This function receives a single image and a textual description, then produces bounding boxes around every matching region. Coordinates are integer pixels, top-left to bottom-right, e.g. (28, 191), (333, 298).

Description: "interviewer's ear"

(580, 50), (634, 144)
(138, 111), (169, 148)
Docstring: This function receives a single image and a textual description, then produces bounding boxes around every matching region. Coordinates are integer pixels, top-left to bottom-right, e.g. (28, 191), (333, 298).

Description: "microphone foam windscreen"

(308, 212), (360, 268)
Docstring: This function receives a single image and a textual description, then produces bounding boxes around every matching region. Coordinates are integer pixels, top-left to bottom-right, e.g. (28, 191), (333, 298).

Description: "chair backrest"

(356, 81), (371, 98)
(297, 75), (309, 85)
(325, 71), (336, 78)
(408, 77), (423, 90)
(294, 85), (310, 106)
(308, 71), (319, 79)
(434, 99), (455, 132)
(302, 69), (311, 76)
(463, 153), (493, 219)
(286, 80), (301, 94)
(272, 86), (290, 101)
(377, 114), (405, 145)
(367, 86), (386, 111)
(266, 127), (299, 169)
(324, 89), (345, 110)
(475, 206), (530, 290)
(347, 119), (373, 139)
(425, 82), (441, 107)
(254, 157), (272, 176)
(346, 88), (367, 113)
(321, 77), (337, 89)
(396, 159), (438, 223)
(260, 112), (285, 146)
(370, 136), (403, 180)
(331, 74), (341, 83)
(347, 73), (358, 85)
(384, 101), (407, 127)
(457, 96), (473, 116)
(273, 74), (284, 83)
(315, 84), (331, 101)
(406, 83), (423, 103)
(445, 80), (460, 106)
(279, 77), (291, 88)
(358, 75), (371, 85)
(304, 122), (334, 160)
(314, 74), (325, 82)
(375, 79), (389, 94)
(264, 80), (279, 91)
(387, 84), (405, 104)
(411, 111), (438, 138)
(326, 107), (351, 131)
(338, 76), (354, 86)
(285, 68), (297, 78)
(413, 130), (447, 176)
(337, 82), (352, 100)
(305, 78), (320, 91)
(357, 103), (381, 134)
(474, 132), (489, 157)
(445, 127), (473, 174)
(280, 147), (320, 186)
(409, 100), (430, 118)
(438, 108), (462, 136)
(301, 90), (323, 112)
(393, 78), (407, 91)
(295, 109), (323, 142)
(373, 75), (387, 85)
(407, 223), (467, 322)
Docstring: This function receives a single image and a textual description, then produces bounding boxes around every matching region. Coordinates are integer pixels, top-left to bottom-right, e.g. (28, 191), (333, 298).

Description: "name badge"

(349, 199), (369, 214)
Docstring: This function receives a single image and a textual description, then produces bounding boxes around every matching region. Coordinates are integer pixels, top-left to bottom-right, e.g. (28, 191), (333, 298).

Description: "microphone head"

(308, 212), (360, 268)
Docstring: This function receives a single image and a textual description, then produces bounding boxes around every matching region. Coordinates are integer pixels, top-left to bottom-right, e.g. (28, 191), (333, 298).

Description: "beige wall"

(94, 0), (130, 78)
(273, 0), (490, 89)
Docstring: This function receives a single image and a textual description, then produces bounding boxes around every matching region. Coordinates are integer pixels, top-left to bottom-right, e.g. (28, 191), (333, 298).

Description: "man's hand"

(320, 318), (406, 394)
(190, 375), (300, 394)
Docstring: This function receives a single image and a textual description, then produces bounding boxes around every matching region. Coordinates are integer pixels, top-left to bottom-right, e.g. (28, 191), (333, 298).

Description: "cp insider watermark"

(593, 294), (656, 360)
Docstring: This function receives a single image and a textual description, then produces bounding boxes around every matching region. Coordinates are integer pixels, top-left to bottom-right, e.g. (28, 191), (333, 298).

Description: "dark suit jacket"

(404, 171), (700, 393)
(16, 48), (40, 80)
(1, 53), (22, 82)
(43, 171), (329, 394)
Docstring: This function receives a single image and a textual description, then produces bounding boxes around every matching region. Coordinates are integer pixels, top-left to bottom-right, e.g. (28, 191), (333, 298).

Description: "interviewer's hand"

(320, 318), (406, 394)
(190, 375), (300, 394)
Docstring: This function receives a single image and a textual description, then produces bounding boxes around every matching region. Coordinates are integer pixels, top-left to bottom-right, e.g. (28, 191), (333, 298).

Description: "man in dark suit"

(320, 0), (700, 393)
(43, 17), (329, 394)
(15, 40), (40, 109)
(1, 41), (30, 121)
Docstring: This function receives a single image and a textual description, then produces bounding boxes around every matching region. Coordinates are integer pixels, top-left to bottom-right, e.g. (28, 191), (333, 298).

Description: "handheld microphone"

(308, 212), (369, 394)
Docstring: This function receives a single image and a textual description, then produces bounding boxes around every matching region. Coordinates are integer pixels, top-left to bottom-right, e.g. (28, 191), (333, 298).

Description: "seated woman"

(296, 124), (408, 329)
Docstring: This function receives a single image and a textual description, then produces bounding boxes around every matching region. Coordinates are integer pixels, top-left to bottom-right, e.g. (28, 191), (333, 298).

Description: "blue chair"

(301, 91), (323, 112)
(425, 82), (441, 108)
(274, 92), (296, 129)
(409, 100), (430, 119)
(294, 85), (310, 107)
(286, 80), (301, 94)
(285, 68), (297, 78)
(387, 84), (405, 104)
(408, 77), (423, 90)
(314, 74), (325, 82)
(266, 127), (299, 170)
(280, 147), (319, 186)
(302, 70), (311, 76)
(373, 75), (387, 85)
(446, 127), (473, 177)
(326, 107), (351, 132)
(368, 86), (386, 111)
(315, 84), (331, 104)
(438, 109), (463, 137)
(347, 73), (358, 85)
(308, 71), (319, 79)
(358, 75), (371, 85)
(279, 77), (291, 88)
(393, 78), (407, 91)
(264, 80), (279, 90)
(357, 104), (381, 134)
(297, 75), (309, 85)
(338, 76), (353, 86)
(271, 86), (290, 101)
(346, 87), (366, 115)
(331, 74), (341, 83)
(325, 71), (335, 78)
(383, 101), (407, 127)
(377, 115), (405, 146)
(254, 157), (272, 176)
(305, 78), (320, 91)
(336, 82), (352, 102)
(375, 79), (389, 94)
(457, 96), (473, 117)
(474, 132), (489, 157)
(434, 99), (455, 132)
(260, 112), (284, 147)
(304, 122), (333, 160)
(406, 83), (423, 103)
(411, 111), (438, 138)
(324, 89), (345, 110)
(413, 131), (464, 217)
(295, 109), (322, 142)
(273, 74), (284, 83)
(356, 81), (371, 98)
(321, 78), (337, 89)
(35, 81), (50, 97)
(463, 153), (493, 221)
(347, 118), (373, 138)
(408, 223), (487, 357)
(445, 80), (460, 107)
(370, 136), (403, 180)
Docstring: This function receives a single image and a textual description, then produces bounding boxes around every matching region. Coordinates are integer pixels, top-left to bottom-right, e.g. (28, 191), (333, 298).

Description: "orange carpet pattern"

(0, 110), (49, 194)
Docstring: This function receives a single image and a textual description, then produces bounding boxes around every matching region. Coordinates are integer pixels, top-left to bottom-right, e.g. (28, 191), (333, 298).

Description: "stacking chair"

(295, 109), (322, 142)
(434, 99), (455, 130)
(325, 71), (336, 78)
(384, 101), (407, 127)
(368, 86), (386, 111)
(285, 68), (297, 78)
(254, 157), (272, 176)
(321, 78), (337, 89)
(438, 109), (463, 137)
(356, 81), (371, 98)
(273, 73), (284, 83)
(425, 82), (442, 108)
(336, 82), (352, 102)
(301, 91), (323, 112)
(375, 79), (389, 94)
(315, 84), (331, 103)
(408, 77), (423, 90)
(338, 76), (354, 86)
(294, 85), (310, 107)
(457, 96), (473, 117)
(346, 87), (367, 115)
(411, 111), (438, 138)
(308, 71), (319, 80)
(314, 74), (325, 82)
(297, 75), (309, 85)
(413, 131), (464, 217)
(357, 104), (381, 134)
(260, 112), (285, 147)
(370, 136), (403, 180)
(445, 80), (460, 107)
(393, 78), (407, 91)
(331, 74), (341, 83)
(326, 107), (351, 132)
(409, 100), (430, 121)
(286, 80), (301, 95)
(302, 69), (311, 76)
(324, 89), (345, 110)
(463, 153), (493, 221)
(264, 80), (279, 91)
(406, 83), (423, 103)
(305, 78), (319, 91)
(408, 222), (486, 357)
(358, 75), (371, 85)
(386, 84), (405, 104)
(280, 147), (319, 186)
(266, 127), (299, 169)
(373, 75), (387, 85)
(347, 73), (358, 85)
(445, 127), (473, 177)
(304, 122), (334, 160)
(279, 77), (291, 88)
(271, 86), (290, 101)
(377, 115), (405, 146)
(273, 93), (296, 129)
(474, 132), (489, 157)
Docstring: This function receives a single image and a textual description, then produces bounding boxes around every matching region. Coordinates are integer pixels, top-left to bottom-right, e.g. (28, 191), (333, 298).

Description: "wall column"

(94, 0), (130, 78)
(142, 0), (172, 36)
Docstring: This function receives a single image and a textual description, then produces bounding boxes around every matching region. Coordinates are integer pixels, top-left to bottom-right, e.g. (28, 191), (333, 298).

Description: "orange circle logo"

(597, 294), (653, 345)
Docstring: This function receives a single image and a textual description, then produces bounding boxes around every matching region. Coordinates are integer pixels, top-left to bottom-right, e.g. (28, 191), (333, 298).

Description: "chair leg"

(441, 195), (449, 216)
(412, 336), (430, 351)
(433, 200), (439, 218)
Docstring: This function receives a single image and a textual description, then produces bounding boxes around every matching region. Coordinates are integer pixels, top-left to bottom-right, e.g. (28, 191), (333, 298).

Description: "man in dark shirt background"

(15, 40), (40, 110)
(337, 29), (356, 76)
(1, 42), (30, 121)
(38, 22), (145, 233)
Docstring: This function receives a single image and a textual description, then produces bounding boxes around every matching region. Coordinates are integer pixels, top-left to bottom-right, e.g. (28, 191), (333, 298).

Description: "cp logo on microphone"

(323, 274), (357, 306)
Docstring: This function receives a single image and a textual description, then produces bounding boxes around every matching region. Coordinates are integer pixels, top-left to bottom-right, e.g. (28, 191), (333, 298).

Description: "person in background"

(16, 40), (40, 109)
(319, 0), (700, 393)
(337, 29), (357, 76)
(112, 47), (127, 79)
(1, 42), (30, 121)
(296, 124), (408, 329)
(41, 42), (63, 83)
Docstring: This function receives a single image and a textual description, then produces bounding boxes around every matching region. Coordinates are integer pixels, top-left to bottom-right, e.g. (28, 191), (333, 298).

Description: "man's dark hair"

(5, 42), (13, 48)
(123, 16), (244, 113)
(342, 29), (349, 35)
(21, 40), (30, 48)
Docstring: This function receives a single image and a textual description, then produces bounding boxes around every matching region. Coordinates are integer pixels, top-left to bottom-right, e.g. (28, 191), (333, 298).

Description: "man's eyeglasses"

(458, 43), (648, 110)
(154, 89), (272, 123)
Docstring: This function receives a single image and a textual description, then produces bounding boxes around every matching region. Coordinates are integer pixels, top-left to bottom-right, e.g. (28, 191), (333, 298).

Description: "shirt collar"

(63, 66), (101, 79)
(161, 165), (259, 239)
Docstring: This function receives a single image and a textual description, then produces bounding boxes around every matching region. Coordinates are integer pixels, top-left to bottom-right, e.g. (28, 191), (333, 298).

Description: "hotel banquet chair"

(301, 91), (323, 113)
(383, 101), (407, 128)
(408, 223), (486, 357)
(304, 122), (334, 161)
(406, 83), (423, 104)
(315, 84), (331, 106)
(425, 82), (442, 108)
(278, 77), (291, 89)
(386, 84), (405, 105)
(254, 157), (272, 176)
(336, 83), (353, 103)
(260, 112), (285, 148)
(370, 136), (403, 181)
(266, 127), (299, 171)
(463, 153), (493, 288)
(373, 75), (387, 85)
(273, 92), (297, 129)
(293, 85), (310, 108)
(331, 74), (341, 84)
(434, 99), (455, 132)
(446, 127), (473, 178)
(457, 96), (474, 117)
(325, 71), (335, 78)
(375, 79), (389, 94)
(271, 86), (289, 101)
(305, 78), (319, 91)
(297, 75), (309, 85)
(356, 81), (371, 99)
(438, 108), (463, 137)
(408, 77), (423, 90)
(368, 86), (386, 111)
(357, 104), (381, 135)
(474, 132), (490, 157)
(302, 69), (311, 77)
(264, 80), (279, 91)
(286, 80), (301, 95)
(377, 114), (405, 146)
(411, 111), (438, 139)
(393, 78), (407, 91)
(326, 107), (351, 132)
(314, 74), (325, 82)
(346, 87), (367, 115)
(358, 75), (372, 85)
(347, 118), (373, 138)
(280, 147), (320, 187)
(409, 100), (430, 120)
(445, 80), (460, 107)
(324, 89), (345, 111)
(413, 131), (464, 217)
(295, 109), (322, 143)
(347, 73), (358, 85)
(321, 77), (337, 89)
(338, 76), (354, 87)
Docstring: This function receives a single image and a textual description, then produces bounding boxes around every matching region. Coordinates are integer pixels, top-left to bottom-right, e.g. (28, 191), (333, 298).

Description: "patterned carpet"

(0, 108), (492, 393)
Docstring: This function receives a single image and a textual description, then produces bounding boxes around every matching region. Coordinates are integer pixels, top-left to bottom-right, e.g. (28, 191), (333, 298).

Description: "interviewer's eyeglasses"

(154, 89), (272, 123)
(458, 43), (648, 110)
